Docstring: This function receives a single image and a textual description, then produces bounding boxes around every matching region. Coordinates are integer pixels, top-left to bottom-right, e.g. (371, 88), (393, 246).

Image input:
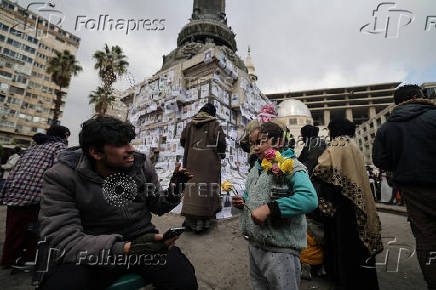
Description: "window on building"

(288, 119), (297, 125)
(27, 35), (37, 44)
(0, 70), (12, 80)
(0, 135), (10, 144)
(0, 34), (4, 42)
(3, 48), (16, 58)
(0, 21), (10, 32)
(0, 82), (9, 89)
(9, 85), (25, 95)
(9, 28), (23, 38)
(12, 74), (27, 84)
(0, 120), (15, 128)
(7, 96), (21, 105)
(7, 38), (21, 48)
(0, 94), (5, 102)
(14, 138), (31, 146)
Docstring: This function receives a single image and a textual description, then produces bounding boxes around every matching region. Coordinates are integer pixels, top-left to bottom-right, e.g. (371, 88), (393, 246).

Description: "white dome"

(277, 99), (312, 118)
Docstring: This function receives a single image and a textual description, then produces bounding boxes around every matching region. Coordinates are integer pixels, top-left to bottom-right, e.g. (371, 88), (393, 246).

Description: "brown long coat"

(180, 112), (226, 217)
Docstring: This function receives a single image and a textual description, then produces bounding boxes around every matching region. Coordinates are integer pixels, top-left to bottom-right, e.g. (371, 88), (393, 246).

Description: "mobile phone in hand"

(162, 227), (186, 241)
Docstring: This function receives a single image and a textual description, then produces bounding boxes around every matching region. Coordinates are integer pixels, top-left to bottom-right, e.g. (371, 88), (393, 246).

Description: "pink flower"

(264, 149), (276, 161)
(272, 163), (280, 174)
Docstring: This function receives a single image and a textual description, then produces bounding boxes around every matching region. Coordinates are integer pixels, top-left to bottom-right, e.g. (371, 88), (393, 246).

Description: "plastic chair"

(106, 273), (148, 290)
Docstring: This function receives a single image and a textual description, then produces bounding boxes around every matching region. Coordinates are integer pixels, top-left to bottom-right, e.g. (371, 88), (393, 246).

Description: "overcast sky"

(17, 0), (436, 145)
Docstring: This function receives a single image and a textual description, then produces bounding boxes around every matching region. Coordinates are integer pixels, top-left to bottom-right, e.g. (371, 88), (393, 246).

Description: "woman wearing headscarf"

(313, 118), (383, 290)
(180, 104), (226, 232)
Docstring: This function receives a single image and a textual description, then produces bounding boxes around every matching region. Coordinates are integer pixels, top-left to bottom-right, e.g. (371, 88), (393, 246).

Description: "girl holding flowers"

(232, 122), (318, 290)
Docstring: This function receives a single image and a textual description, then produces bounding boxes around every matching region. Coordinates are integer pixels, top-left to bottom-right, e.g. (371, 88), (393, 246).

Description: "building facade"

(267, 82), (401, 127)
(0, 0), (80, 146)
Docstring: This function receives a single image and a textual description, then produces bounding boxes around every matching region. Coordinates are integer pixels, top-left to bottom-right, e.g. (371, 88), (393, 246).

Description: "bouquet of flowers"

(221, 180), (239, 196)
(260, 148), (294, 186)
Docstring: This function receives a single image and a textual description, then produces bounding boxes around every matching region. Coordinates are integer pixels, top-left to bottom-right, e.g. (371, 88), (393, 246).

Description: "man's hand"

(127, 233), (168, 255)
(155, 233), (179, 250)
(170, 163), (194, 187)
(232, 196), (245, 209)
(251, 205), (271, 225)
(125, 234), (179, 254)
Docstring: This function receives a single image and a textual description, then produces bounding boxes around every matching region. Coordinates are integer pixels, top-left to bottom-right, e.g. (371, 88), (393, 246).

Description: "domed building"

(276, 99), (320, 154)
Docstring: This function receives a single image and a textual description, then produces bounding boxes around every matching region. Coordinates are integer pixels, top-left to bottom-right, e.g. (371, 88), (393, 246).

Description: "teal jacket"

(240, 149), (318, 251)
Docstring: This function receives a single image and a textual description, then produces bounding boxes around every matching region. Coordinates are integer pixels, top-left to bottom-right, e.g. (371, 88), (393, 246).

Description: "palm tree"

(93, 44), (129, 115)
(46, 50), (82, 124)
(88, 86), (116, 115)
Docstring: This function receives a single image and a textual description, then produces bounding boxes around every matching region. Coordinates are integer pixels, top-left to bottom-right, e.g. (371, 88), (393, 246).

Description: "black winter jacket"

(39, 148), (180, 264)
(372, 100), (436, 186)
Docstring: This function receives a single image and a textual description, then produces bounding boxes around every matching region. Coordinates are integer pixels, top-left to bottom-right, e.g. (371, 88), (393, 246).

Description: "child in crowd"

(233, 122), (318, 290)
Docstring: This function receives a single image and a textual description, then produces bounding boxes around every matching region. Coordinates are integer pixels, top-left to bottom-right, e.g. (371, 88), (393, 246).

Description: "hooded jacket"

(180, 111), (226, 217)
(38, 148), (180, 264)
(373, 99), (436, 186)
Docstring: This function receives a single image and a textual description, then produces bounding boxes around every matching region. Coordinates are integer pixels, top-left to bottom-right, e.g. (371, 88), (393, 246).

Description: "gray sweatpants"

(248, 243), (301, 290)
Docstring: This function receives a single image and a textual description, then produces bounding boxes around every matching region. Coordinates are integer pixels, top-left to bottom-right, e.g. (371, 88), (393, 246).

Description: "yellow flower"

(221, 180), (233, 192)
(279, 158), (294, 174)
(261, 158), (273, 172)
(274, 151), (285, 163)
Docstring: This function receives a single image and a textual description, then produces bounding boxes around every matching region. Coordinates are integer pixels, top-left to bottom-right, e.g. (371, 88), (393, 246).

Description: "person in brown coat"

(180, 104), (226, 232)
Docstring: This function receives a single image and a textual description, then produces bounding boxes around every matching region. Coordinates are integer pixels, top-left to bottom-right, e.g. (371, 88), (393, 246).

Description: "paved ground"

(0, 204), (428, 290)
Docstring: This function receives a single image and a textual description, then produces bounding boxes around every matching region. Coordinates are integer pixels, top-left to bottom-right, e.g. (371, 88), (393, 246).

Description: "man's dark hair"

(199, 103), (216, 117)
(260, 122), (283, 144)
(32, 133), (49, 145)
(14, 146), (22, 155)
(301, 125), (319, 140)
(394, 84), (425, 105)
(47, 125), (70, 139)
(79, 116), (136, 159)
(328, 118), (356, 139)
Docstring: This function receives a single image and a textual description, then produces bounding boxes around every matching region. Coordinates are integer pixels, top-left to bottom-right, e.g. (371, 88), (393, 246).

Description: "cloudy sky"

(17, 0), (436, 145)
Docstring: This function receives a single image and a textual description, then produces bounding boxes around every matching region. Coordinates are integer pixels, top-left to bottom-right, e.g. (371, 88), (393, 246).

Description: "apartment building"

(0, 0), (80, 146)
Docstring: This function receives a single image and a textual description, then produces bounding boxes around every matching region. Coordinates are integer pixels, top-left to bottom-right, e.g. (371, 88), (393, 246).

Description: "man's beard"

(102, 155), (133, 172)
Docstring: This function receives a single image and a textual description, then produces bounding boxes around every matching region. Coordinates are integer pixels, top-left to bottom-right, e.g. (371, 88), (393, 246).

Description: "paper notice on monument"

(192, 87), (199, 100)
(170, 202), (183, 214)
(231, 94), (239, 106)
(168, 70), (174, 84)
(216, 195), (232, 219)
(201, 84), (209, 98)
(204, 49), (213, 64)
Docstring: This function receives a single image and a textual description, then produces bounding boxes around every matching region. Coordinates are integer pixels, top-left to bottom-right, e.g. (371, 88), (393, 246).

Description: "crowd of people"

(0, 84), (434, 290)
